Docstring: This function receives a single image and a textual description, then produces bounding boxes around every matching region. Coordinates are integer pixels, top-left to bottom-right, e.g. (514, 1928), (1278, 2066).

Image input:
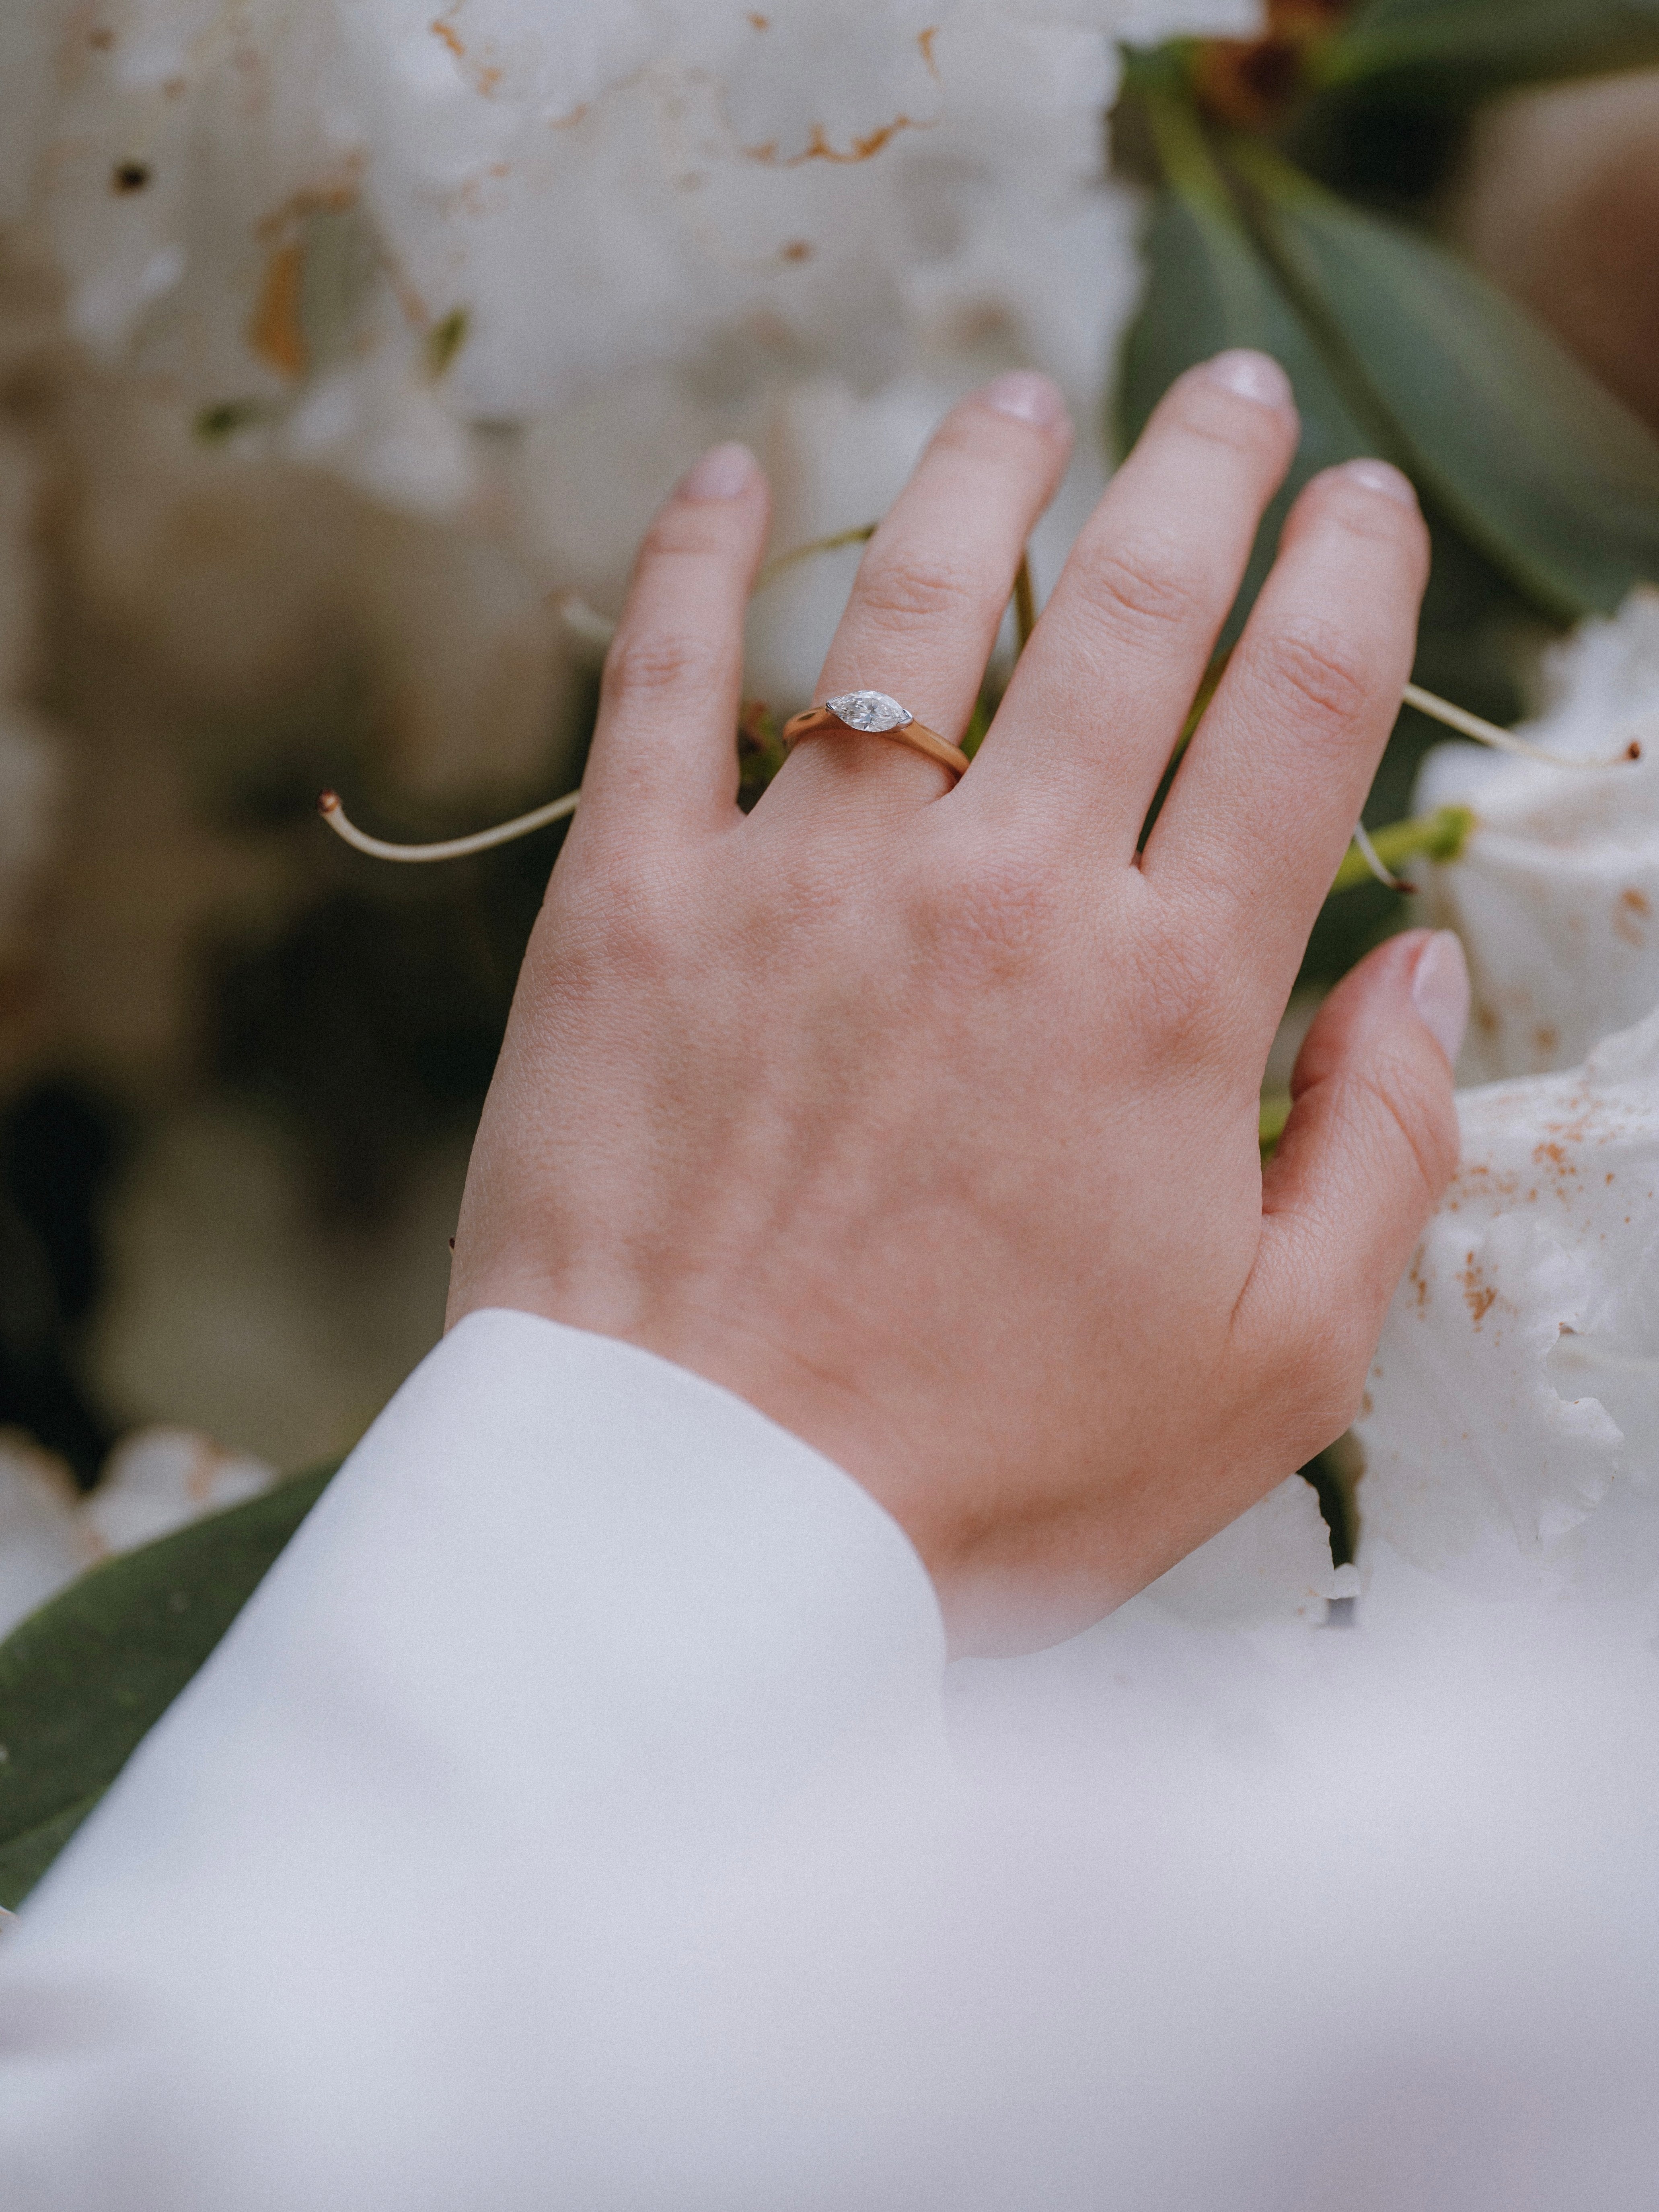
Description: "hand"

(447, 354), (1467, 1654)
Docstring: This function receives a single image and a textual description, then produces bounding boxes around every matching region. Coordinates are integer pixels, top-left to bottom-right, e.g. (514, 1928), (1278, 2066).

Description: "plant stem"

(1330, 804), (1475, 892)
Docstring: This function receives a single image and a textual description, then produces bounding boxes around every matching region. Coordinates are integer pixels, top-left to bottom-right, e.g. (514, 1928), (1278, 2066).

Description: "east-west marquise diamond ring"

(781, 691), (971, 779)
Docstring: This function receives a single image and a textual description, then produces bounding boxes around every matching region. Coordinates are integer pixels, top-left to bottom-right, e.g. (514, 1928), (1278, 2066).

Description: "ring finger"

(761, 372), (1073, 830)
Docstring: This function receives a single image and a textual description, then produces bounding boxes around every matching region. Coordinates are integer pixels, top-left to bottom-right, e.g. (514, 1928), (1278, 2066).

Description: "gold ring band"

(782, 690), (970, 780)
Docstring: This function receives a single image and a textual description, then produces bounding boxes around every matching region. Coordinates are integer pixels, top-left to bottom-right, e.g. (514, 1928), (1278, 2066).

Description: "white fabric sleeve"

(0, 1309), (947, 2210)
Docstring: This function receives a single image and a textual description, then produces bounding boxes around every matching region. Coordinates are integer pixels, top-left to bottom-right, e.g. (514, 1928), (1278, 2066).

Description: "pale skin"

(448, 349), (1470, 1655)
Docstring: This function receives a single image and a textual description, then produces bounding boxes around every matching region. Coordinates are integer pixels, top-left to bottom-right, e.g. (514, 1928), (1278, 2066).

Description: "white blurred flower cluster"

(1416, 588), (1659, 1085)
(1297, 590), (1659, 1646)
(0, 0), (1256, 807)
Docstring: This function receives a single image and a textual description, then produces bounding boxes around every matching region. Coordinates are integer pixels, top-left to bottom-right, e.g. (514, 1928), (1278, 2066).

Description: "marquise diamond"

(826, 689), (913, 734)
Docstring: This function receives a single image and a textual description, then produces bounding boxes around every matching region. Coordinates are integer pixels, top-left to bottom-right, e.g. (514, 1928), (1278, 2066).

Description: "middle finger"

(964, 350), (1299, 855)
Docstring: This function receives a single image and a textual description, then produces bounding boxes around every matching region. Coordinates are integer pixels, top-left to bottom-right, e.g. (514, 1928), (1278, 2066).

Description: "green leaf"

(0, 1465), (337, 1909)
(1236, 144), (1659, 622)
(1118, 96), (1382, 644)
(1318, 0), (1659, 101)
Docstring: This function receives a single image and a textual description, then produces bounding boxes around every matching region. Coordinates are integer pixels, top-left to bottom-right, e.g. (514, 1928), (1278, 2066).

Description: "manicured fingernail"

(1341, 458), (1418, 509)
(1411, 930), (1470, 1065)
(1199, 349), (1294, 410)
(982, 370), (1067, 430)
(676, 442), (759, 502)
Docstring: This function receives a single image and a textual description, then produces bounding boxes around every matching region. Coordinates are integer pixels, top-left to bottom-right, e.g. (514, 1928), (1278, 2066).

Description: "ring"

(782, 691), (970, 779)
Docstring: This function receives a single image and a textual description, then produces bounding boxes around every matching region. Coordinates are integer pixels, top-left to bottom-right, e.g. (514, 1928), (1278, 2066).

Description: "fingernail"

(1341, 457), (1418, 509)
(1199, 349), (1294, 411)
(676, 442), (759, 502)
(1410, 930), (1470, 1065)
(981, 370), (1067, 430)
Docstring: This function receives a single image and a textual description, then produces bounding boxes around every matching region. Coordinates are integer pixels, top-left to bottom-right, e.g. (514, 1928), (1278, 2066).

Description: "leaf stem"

(1139, 83), (1237, 216)
(1330, 805), (1474, 893)
(755, 523), (876, 590)
(1013, 553), (1036, 654)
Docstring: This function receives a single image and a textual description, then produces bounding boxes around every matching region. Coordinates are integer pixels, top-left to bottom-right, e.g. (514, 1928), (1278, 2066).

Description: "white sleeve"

(0, 1309), (946, 2210)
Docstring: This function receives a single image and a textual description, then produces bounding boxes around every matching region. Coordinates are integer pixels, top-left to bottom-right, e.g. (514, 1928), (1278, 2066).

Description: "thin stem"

(1350, 820), (1412, 893)
(1402, 681), (1642, 768)
(1013, 553), (1036, 655)
(755, 524), (876, 591)
(1330, 804), (1474, 893)
(317, 787), (579, 863)
(1259, 1092), (1291, 1154)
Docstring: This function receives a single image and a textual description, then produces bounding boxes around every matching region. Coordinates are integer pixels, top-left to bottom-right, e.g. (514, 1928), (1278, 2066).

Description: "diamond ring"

(781, 691), (970, 780)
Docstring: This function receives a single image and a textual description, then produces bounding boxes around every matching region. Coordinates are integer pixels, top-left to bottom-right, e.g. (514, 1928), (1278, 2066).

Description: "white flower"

(0, 1428), (278, 1645)
(1354, 1002), (1659, 1631)
(1, 0), (1257, 791)
(1414, 588), (1659, 1083)
(0, 1438), (86, 1645)
(1135, 1470), (1355, 1629)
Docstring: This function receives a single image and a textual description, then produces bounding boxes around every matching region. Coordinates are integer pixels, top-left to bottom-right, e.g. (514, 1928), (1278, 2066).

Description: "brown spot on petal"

(1461, 1252), (1497, 1326)
(746, 115), (925, 166)
(431, 16), (464, 58)
(779, 238), (812, 262)
(249, 242), (307, 377)
(1615, 886), (1651, 945)
(748, 10), (769, 25)
(918, 26), (939, 72)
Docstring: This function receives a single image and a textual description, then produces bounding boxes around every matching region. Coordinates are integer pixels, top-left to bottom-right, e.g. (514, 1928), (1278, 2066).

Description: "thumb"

(1238, 929), (1468, 1434)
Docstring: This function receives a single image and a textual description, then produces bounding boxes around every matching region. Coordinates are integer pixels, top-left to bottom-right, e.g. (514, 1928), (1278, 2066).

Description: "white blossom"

(1, 0), (1257, 792)
(0, 1438), (85, 1644)
(1355, 1001), (1659, 1633)
(1415, 588), (1659, 1084)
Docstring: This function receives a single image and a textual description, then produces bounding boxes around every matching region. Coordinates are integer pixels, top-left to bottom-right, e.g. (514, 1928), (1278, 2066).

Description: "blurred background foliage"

(1117, 0), (1659, 990)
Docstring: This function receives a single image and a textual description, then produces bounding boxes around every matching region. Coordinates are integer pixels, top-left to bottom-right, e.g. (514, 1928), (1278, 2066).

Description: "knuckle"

(1134, 925), (1217, 1047)
(1070, 536), (1207, 640)
(852, 546), (985, 634)
(602, 622), (720, 710)
(1165, 375), (1288, 460)
(1358, 1051), (1459, 1200)
(1252, 620), (1375, 735)
(560, 850), (678, 980)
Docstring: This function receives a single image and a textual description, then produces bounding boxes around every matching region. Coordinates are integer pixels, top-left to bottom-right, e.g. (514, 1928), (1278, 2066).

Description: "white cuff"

(0, 1310), (946, 2207)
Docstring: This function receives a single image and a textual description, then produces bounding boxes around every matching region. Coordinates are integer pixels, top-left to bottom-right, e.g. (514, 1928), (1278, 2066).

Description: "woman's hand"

(447, 354), (1467, 1653)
